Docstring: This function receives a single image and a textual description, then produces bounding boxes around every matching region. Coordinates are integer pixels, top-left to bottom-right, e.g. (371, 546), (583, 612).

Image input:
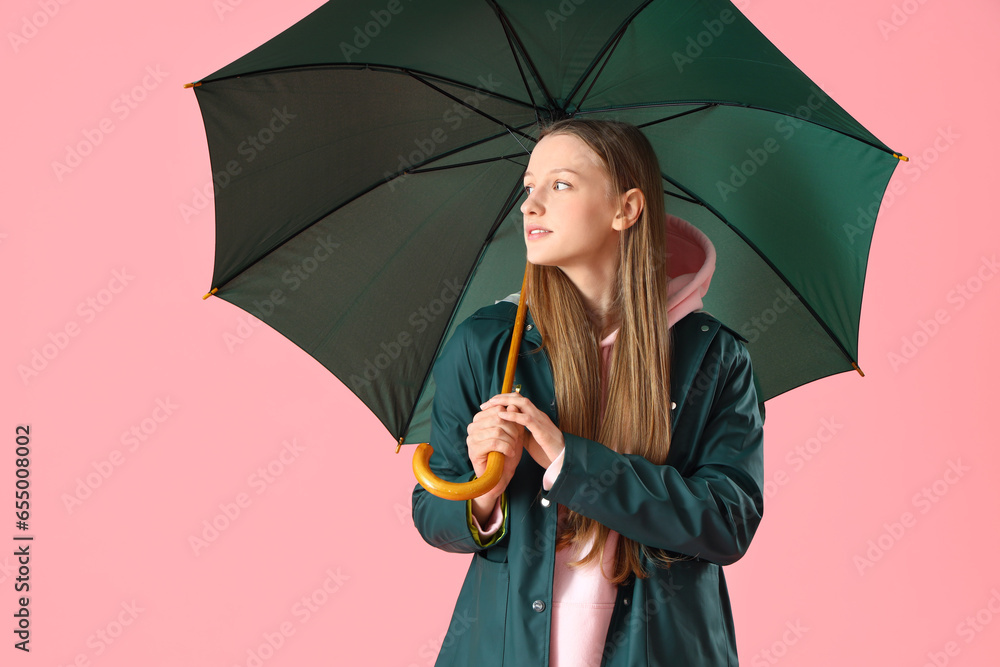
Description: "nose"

(520, 188), (541, 216)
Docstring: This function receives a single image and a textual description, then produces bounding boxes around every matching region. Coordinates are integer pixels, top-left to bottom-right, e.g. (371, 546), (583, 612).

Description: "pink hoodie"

(477, 213), (717, 666)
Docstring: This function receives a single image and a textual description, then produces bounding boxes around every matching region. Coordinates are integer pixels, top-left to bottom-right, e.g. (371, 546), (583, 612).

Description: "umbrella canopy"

(190, 0), (904, 447)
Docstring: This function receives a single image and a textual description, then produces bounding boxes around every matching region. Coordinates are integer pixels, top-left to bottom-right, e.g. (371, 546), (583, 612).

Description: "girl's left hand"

(480, 392), (565, 468)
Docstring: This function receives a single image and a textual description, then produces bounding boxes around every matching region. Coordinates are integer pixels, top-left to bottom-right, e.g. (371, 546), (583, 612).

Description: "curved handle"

(412, 444), (505, 500)
(410, 266), (530, 501)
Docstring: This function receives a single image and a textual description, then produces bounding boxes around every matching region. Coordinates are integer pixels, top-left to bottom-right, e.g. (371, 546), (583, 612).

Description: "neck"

(561, 257), (619, 339)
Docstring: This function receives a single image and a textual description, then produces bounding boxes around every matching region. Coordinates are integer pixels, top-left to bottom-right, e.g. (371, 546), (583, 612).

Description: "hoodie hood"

(498, 213), (716, 332)
(664, 212), (716, 329)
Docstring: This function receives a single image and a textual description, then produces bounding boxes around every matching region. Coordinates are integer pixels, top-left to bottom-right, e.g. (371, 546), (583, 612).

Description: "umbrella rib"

(565, 0), (656, 110)
(634, 104), (717, 128)
(396, 175), (528, 442)
(408, 154), (529, 175)
(663, 189), (701, 205)
(485, 0), (559, 113)
(575, 100), (899, 158)
(572, 102), (717, 129)
(659, 171), (860, 368)
(406, 72), (538, 144)
(202, 62), (539, 115)
(383, 120), (536, 179)
(571, 27), (627, 114)
(484, 0), (541, 120)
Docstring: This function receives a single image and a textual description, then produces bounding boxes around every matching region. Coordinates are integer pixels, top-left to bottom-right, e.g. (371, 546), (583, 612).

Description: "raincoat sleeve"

(411, 320), (510, 553)
(543, 331), (764, 566)
(467, 492), (507, 548)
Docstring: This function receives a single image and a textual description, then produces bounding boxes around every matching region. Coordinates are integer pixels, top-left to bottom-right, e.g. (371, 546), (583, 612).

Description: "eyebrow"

(522, 168), (581, 177)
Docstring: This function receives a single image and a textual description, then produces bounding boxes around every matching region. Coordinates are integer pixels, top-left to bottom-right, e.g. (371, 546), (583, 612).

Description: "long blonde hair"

(525, 119), (677, 583)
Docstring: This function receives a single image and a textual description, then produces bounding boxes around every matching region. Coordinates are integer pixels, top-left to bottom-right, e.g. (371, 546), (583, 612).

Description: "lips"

(526, 225), (551, 239)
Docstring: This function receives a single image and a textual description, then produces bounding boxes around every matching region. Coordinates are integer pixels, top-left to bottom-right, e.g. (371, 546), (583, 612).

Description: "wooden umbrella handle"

(410, 267), (530, 500)
(412, 446), (505, 500)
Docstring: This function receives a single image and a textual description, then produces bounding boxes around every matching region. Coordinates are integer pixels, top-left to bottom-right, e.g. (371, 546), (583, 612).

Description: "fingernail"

(479, 402), (488, 410)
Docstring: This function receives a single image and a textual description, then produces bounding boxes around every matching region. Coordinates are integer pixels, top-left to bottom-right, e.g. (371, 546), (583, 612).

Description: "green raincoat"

(412, 301), (765, 666)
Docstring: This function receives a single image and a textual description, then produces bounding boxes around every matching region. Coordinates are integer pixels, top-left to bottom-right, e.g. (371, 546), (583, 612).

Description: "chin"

(525, 252), (558, 267)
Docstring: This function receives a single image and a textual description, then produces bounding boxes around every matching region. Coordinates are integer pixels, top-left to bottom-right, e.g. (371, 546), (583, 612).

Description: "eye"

(523, 181), (570, 196)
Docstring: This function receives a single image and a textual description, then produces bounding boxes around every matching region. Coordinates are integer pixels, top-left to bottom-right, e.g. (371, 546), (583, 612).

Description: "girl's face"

(520, 133), (621, 272)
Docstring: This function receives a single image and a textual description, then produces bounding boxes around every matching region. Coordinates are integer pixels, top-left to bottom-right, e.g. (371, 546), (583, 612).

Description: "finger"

(467, 429), (511, 452)
(467, 435), (517, 460)
(480, 393), (533, 411)
(496, 410), (531, 429)
(469, 421), (522, 450)
(470, 405), (517, 429)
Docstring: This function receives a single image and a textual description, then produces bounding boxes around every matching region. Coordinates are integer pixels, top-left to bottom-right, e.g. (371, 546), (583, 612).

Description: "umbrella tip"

(893, 153), (909, 162)
(852, 362), (865, 377)
(396, 437), (403, 454)
(184, 82), (202, 89)
(202, 287), (218, 300)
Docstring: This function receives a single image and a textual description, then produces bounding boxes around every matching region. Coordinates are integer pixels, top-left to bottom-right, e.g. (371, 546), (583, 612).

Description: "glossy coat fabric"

(411, 302), (765, 666)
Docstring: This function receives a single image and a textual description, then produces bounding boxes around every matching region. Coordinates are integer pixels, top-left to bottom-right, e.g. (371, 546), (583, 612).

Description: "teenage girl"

(413, 118), (765, 666)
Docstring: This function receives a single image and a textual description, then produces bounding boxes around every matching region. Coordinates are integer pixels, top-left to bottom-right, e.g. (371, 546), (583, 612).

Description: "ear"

(612, 188), (645, 231)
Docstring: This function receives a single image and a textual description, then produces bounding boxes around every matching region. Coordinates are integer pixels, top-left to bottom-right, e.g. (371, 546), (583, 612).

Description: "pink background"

(4, 0), (999, 664)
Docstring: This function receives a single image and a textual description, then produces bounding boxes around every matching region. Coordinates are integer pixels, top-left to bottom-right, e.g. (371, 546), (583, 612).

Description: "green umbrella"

(189, 0), (904, 497)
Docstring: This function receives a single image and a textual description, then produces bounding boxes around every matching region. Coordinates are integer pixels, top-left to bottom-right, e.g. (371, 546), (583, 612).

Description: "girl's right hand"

(466, 402), (524, 518)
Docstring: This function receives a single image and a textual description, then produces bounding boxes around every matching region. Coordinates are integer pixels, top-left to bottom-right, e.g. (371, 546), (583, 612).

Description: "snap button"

(532, 600), (546, 613)
(700, 324), (709, 332)
(526, 324), (533, 331)
(540, 497), (551, 507)
(623, 597), (630, 606)
(670, 401), (676, 410)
